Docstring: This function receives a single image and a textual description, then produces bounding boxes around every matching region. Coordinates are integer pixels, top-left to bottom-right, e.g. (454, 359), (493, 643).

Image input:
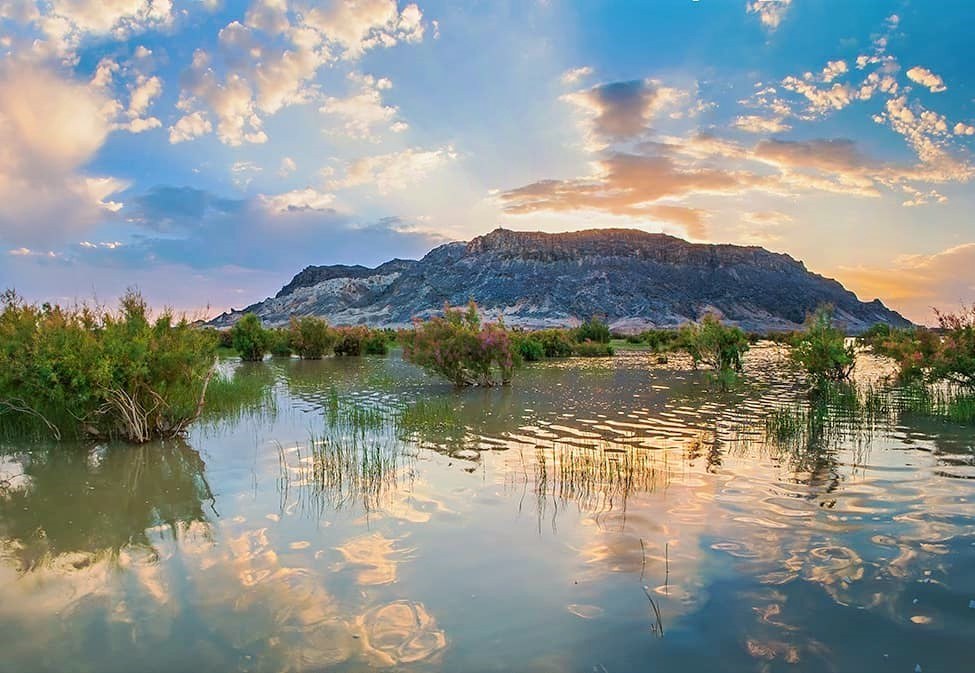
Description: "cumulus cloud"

(319, 72), (406, 140)
(0, 63), (126, 246)
(279, 156), (297, 176)
(259, 188), (335, 213)
(906, 66), (946, 93)
(746, 0), (792, 31)
(169, 110), (212, 143)
(171, 1), (427, 145)
(838, 243), (975, 323)
(330, 145), (457, 193)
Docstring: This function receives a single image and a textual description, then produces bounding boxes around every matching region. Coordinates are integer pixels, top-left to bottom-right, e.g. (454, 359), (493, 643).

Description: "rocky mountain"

(209, 228), (911, 333)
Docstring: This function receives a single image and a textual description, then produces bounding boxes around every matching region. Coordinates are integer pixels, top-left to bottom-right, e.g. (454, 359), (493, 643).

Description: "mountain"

(208, 228), (911, 333)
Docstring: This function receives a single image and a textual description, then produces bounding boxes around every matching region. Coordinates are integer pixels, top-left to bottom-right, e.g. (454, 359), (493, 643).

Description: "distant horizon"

(1, 1), (972, 325)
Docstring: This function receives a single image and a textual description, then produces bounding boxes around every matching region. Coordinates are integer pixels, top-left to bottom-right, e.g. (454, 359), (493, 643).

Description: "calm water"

(1, 346), (973, 673)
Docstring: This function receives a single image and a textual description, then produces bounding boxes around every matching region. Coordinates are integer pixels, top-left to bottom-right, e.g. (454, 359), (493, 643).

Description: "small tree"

(679, 313), (749, 375)
(928, 306), (975, 390)
(289, 316), (335, 359)
(574, 316), (611, 344)
(334, 326), (370, 356)
(534, 329), (575, 357)
(269, 328), (293, 357)
(790, 305), (855, 384)
(231, 313), (271, 361)
(400, 302), (517, 386)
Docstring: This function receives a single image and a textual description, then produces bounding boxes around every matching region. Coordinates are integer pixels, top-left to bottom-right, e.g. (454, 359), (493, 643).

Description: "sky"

(0, 0), (972, 324)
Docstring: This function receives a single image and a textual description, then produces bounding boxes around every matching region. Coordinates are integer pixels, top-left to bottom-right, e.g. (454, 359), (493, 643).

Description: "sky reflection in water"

(0, 346), (973, 673)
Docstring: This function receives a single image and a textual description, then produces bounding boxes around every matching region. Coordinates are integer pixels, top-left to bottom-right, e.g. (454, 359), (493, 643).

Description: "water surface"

(1, 346), (973, 672)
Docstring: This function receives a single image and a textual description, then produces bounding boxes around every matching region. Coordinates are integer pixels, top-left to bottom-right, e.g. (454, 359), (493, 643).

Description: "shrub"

(678, 313), (749, 374)
(400, 302), (517, 386)
(514, 335), (545, 362)
(289, 316), (335, 359)
(333, 325), (370, 356)
(869, 326), (939, 382)
(928, 306), (975, 389)
(533, 329), (575, 358)
(789, 305), (855, 384)
(640, 329), (680, 352)
(572, 340), (615, 357)
(231, 313), (271, 361)
(574, 316), (611, 344)
(269, 328), (293, 357)
(363, 329), (390, 355)
(0, 290), (217, 442)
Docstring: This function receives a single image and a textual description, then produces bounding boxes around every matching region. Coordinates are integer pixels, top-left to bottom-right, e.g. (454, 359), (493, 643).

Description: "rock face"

(209, 228), (911, 333)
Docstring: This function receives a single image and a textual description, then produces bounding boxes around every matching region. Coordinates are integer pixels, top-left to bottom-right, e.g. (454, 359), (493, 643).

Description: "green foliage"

(574, 315), (611, 344)
(928, 306), (975, 390)
(868, 326), (938, 382)
(268, 328), (293, 357)
(0, 290), (217, 442)
(572, 340), (615, 357)
(231, 313), (271, 361)
(400, 301), (518, 386)
(363, 329), (390, 355)
(678, 314), (749, 376)
(333, 326), (369, 356)
(639, 329), (681, 352)
(514, 334), (545, 362)
(789, 305), (855, 385)
(288, 316), (335, 359)
(533, 329), (575, 358)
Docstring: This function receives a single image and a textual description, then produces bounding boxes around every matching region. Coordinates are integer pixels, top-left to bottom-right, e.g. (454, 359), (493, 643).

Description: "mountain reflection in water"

(1, 345), (973, 673)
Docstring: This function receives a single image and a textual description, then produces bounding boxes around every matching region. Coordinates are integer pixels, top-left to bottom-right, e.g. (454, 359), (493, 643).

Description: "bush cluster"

(0, 290), (217, 442)
(225, 314), (392, 361)
(678, 313), (749, 376)
(400, 302), (517, 386)
(789, 305), (856, 385)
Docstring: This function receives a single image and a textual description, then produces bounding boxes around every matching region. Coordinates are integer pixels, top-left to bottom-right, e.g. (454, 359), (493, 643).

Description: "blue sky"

(0, 0), (973, 323)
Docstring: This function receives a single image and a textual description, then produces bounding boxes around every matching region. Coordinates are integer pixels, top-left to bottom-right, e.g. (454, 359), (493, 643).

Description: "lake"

(1, 345), (973, 672)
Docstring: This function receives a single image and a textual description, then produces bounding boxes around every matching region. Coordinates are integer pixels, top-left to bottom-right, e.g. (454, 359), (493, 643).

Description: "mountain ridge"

(209, 227), (911, 333)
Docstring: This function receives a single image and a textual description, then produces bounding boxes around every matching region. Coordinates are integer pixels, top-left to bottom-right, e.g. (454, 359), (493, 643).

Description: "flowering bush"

(400, 302), (518, 386)
(928, 306), (975, 389)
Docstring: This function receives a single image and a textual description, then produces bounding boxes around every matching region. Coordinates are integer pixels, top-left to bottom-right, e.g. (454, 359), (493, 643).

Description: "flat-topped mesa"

(464, 227), (804, 272)
(210, 227), (910, 333)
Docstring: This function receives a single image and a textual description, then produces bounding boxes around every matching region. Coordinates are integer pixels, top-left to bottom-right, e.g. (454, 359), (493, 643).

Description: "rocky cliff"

(209, 228), (911, 333)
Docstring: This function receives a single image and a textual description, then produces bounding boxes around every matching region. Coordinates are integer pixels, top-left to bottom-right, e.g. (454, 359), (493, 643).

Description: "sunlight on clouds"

(906, 66), (947, 93)
(746, 0), (792, 31)
(319, 73), (407, 141)
(329, 146), (457, 194)
(838, 244), (975, 323)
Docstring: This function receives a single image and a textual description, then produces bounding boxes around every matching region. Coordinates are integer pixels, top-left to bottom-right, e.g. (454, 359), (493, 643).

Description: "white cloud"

(169, 110), (212, 143)
(746, 0), (792, 31)
(821, 60), (848, 83)
(260, 187), (335, 212)
(330, 145), (457, 193)
(560, 66), (593, 86)
(278, 156), (297, 176)
(319, 72), (405, 140)
(906, 66), (946, 93)
(733, 114), (790, 134)
(953, 122), (975, 136)
(0, 63), (127, 246)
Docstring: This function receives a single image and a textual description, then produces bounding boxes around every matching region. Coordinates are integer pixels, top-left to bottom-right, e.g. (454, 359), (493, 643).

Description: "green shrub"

(231, 313), (271, 361)
(289, 316), (335, 359)
(363, 329), (390, 355)
(334, 325), (370, 356)
(269, 328), (293, 357)
(533, 329), (575, 358)
(574, 316), (611, 344)
(640, 329), (680, 352)
(572, 340), (615, 357)
(0, 290), (217, 442)
(678, 313), (749, 374)
(400, 302), (518, 386)
(928, 306), (975, 389)
(515, 335), (545, 362)
(789, 305), (855, 384)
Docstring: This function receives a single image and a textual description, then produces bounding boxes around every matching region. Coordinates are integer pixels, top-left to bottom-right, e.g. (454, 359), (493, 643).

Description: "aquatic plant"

(289, 316), (335, 359)
(677, 313), (749, 378)
(400, 302), (517, 386)
(0, 290), (217, 442)
(790, 305), (855, 385)
(231, 313), (271, 361)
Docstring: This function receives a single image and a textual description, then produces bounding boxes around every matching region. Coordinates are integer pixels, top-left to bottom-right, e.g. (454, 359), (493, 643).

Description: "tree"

(679, 313), (749, 375)
(790, 305), (855, 384)
(231, 313), (271, 361)
(289, 316), (335, 359)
